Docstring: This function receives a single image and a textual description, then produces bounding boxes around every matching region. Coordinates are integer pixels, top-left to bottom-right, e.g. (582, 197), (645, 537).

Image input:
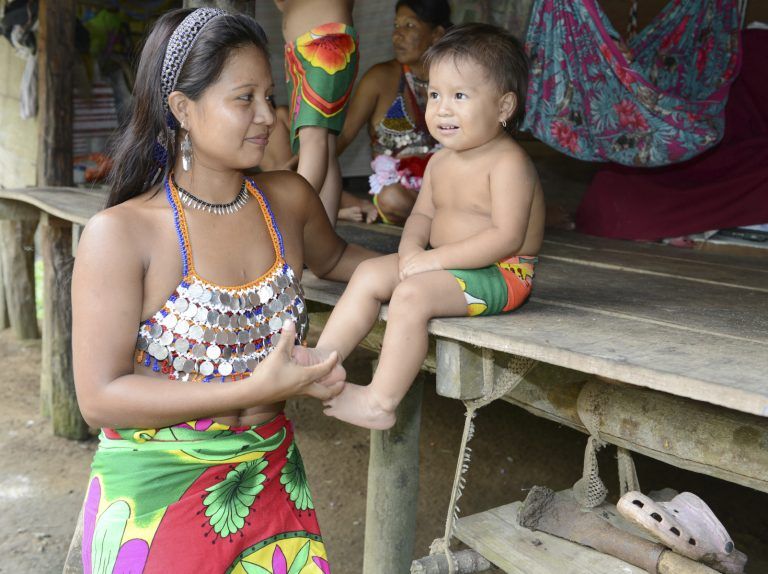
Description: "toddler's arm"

(398, 165), (436, 261)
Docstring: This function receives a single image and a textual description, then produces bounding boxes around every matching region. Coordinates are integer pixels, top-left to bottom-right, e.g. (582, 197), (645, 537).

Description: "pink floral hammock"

(523, 0), (742, 166)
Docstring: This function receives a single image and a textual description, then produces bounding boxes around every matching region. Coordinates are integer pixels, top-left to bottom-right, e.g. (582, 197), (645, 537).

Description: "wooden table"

(305, 223), (768, 574)
(1, 188), (766, 572)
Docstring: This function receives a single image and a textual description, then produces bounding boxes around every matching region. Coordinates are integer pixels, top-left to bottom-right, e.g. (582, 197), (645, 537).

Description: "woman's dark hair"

(395, 0), (452, 29)
(106, 9), (268, 207)
(424, 23), (528, 133)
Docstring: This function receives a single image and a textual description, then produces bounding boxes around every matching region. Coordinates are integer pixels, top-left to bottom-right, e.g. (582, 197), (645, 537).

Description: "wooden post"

(37, 0), (81, 436)
(0, 255), (8, 330)
(363, 372), (424, 574)
(40, 213), (88, 439)
(0, 219), (40, 339)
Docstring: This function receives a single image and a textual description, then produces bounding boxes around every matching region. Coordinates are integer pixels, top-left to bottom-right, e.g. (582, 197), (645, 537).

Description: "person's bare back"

(275, 0), (354, 41)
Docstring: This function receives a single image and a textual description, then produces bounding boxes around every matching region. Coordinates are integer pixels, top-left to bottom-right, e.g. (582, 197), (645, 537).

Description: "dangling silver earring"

(181, 130), (193, 172)
(501, 119), (508, 128)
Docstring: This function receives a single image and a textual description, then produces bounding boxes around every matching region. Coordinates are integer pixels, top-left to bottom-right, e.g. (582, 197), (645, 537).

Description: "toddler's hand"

(399, 250), (442, 280)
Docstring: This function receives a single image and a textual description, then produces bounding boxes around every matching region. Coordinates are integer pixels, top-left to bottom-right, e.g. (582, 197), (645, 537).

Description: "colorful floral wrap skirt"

(284, 23), (359, 153)
(81, 413), (328, 574)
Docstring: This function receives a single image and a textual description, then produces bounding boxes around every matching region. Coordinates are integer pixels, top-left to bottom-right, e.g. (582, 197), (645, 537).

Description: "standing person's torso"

(281, 0), (354, 41)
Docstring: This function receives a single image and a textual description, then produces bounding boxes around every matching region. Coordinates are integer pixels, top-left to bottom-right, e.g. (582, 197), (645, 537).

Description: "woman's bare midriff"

(133, 363), (284, 427)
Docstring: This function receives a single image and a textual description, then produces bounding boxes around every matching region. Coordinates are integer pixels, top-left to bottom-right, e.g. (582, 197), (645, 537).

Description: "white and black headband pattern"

(160, 7), (225, 112)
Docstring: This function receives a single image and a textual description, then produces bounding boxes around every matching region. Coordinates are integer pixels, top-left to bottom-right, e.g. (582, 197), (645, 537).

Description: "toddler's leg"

(324, 269), (466, 429)
(316, 254), (400, 362)
(296, 126), (329, 196)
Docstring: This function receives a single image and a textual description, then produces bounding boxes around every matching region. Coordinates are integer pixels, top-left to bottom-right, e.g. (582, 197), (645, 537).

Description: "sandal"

(617, 491), (747, 574)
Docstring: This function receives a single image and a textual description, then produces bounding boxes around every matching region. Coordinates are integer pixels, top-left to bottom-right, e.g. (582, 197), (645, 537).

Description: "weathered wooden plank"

(301, 273), (768, 416)
(0, 188), (106, 227)
(541, 241), (768, 292)
(0, 220), (40, 339)
(533, 258), (768, 341)
(453, 502), (646, 574)
(544, 229), (768, 270)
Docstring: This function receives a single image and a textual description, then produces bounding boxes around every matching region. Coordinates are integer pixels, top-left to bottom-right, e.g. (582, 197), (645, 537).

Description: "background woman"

(337, 0), (451, 225)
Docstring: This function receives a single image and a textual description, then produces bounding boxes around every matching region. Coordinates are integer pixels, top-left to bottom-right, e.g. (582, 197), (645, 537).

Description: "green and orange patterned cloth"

(449, 256), (537, 317)
(284, 22), (359, 153)
(81, 413), (328, 573)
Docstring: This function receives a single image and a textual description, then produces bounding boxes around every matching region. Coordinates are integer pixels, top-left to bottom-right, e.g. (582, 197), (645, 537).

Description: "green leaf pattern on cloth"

(203, 458), (268, 537)
(91, 500), (130, 574)
(280, 443), (314, 511)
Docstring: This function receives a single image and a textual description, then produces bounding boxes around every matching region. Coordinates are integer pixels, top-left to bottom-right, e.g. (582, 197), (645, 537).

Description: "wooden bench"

(309, 223), (768, 573)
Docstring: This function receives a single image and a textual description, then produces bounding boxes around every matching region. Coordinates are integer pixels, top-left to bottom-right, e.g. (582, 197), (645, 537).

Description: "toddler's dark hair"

(423, 22), (528, 132)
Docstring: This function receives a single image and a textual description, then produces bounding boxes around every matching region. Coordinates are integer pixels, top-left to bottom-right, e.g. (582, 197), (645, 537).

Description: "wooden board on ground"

(453, 501), (646, 574)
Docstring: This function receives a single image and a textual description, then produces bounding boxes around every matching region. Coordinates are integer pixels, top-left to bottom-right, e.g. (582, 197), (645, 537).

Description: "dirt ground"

(0, 323), (766, 573)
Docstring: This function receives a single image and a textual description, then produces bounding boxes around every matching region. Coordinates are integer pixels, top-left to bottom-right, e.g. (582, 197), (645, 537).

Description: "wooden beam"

(502, 372), (768, 494)
(40, 213), (88, 439)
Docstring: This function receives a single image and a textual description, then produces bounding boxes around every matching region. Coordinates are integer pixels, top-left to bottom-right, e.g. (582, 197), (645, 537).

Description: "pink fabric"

(576, 30), (768, 240)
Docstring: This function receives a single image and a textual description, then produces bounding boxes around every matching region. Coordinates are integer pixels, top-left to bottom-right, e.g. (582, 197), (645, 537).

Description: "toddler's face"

(425, 57), (507, 152)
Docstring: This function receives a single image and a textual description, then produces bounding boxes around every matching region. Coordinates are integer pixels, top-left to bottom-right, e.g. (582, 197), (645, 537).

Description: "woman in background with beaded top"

(337, 0), (451, 225)
(71, 8), (371, 572)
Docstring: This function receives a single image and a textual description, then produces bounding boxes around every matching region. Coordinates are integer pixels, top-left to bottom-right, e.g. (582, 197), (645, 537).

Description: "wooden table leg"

(39, 213), (88, 439)
(363, 373), (424, 574)
(0, 219), (40, 340)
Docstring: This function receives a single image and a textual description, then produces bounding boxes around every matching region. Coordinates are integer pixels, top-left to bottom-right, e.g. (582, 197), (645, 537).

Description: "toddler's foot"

(323, 383), (396, 430)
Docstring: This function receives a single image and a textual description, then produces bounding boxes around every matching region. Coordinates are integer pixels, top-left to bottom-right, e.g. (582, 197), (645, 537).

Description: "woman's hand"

(399, 249), (441, 280)
(291, 345), (346, 388)
(255, 321), (345, 402)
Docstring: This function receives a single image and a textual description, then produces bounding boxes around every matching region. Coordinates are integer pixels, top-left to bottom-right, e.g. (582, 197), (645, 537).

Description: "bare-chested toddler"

(315, 23), (545, 429)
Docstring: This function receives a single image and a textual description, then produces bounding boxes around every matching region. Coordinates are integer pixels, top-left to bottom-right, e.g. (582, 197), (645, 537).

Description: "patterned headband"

(161, 8), (226, 111)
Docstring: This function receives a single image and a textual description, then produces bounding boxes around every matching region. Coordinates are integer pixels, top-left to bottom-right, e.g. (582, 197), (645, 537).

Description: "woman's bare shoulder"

(360, 59), (401, 87)
(79, 188), (165, 261)
(251, 170), (315, 211)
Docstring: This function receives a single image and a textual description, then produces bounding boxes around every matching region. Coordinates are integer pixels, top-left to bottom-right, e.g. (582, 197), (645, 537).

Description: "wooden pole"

(37, 0), (85, 437)
(0, 219), (39, 339)
(0, 255), (8, 330)
(363, 371), (424, 574)
(40, 213), (87, 439)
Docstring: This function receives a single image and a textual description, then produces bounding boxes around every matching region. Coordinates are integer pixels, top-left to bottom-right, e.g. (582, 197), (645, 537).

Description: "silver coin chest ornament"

(135, 177), (309, 381)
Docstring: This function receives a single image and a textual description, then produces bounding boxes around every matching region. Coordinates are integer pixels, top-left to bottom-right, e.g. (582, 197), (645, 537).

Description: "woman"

(337, 0), (451, 225)
(71, 8), (371, 572)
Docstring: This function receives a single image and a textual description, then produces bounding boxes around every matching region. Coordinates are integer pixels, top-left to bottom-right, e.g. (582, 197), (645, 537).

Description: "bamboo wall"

(0, 40), (38, 188)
